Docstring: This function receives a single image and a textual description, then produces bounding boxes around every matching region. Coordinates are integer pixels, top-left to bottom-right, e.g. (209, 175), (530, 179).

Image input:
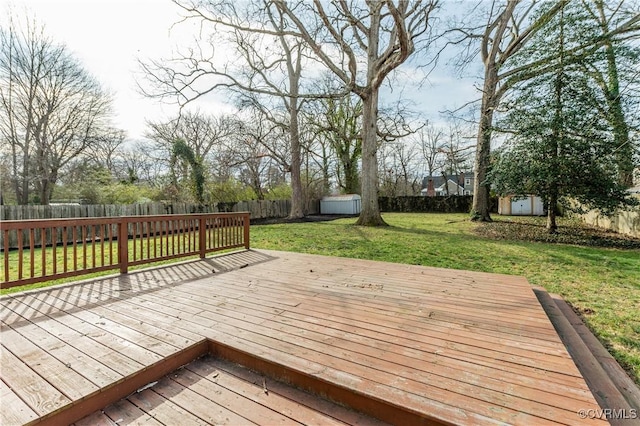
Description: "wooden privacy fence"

(0, 199), (320, 222)
(1, 212), (250, 289)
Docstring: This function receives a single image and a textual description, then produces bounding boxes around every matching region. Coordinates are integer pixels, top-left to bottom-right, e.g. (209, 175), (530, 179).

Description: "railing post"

(244, 213), (250, 249)
(199, 216), (207, 259)
(119, 219), (129, 274)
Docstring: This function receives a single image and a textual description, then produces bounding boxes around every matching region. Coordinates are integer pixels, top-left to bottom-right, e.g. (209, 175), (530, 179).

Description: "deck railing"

(1, 212), (250, 289)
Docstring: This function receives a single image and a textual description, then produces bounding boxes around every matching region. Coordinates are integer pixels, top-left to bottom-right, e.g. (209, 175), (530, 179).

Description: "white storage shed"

(320, 194), (362, 215)
(498, 195), (545, 216)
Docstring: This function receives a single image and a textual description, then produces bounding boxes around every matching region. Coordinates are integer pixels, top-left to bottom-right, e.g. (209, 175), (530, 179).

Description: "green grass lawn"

(250, 212), (640, 385)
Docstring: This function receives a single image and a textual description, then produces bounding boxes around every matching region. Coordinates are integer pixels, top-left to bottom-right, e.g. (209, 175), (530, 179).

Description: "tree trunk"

(356, 89), (386, 226)
(471, 71), (497, 222)
(18, 147), (30, 205)
(546, 194), (558, 233)
(288, 98), (305, 219)
(38, 176), (52, 205)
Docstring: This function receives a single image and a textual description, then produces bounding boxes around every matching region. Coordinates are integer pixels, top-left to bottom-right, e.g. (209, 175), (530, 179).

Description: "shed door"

(511, 198), (532, 215)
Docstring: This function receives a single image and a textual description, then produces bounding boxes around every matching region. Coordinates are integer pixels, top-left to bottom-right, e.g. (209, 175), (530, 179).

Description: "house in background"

(421, 172), (474, 196)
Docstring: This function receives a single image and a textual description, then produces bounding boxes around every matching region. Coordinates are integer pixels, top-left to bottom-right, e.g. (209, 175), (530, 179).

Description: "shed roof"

(321, 194), (361, 201)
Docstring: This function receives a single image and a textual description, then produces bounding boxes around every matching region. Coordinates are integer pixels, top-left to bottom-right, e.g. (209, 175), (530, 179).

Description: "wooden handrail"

(0, 212), (251, 290)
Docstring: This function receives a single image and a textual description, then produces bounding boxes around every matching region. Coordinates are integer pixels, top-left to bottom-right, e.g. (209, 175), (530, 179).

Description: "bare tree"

(440, 119), (475, 177)
(146, 111), (235, 161)
(0, 16), (112, 204)
(301, 113), (335, 196)
(276, 0), (440, 226)
(379, 139), (421, 197)
(308, 91), (363, 194)
(140, 0), (322, 218)
(145, 110), (236, 191)
(85, 128), (126, 175)
(225, 112), (286, 200)
(417, 122), (444, 177)
(118, 141), (165, 186)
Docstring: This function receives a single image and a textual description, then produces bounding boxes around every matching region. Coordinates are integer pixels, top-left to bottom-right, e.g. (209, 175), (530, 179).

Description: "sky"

(2, 0), (480, 142)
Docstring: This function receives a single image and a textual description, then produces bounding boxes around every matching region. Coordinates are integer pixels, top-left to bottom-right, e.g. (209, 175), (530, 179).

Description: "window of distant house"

(465, 178), (471, 186)
(464, 190), (471, 195)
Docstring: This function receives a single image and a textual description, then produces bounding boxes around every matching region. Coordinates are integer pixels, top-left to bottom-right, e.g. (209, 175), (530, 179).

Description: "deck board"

(1, 249), (608, 425)
(2, 295), (144, 379)
(78, 355), (387, 426)
(0, 379), (39, 426)
(0, 343), (70, 418)
(0, 326), (99, 400)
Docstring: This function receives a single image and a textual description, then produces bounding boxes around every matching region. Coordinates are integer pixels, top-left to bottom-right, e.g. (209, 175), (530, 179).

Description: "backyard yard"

(251, 213), (640, 386)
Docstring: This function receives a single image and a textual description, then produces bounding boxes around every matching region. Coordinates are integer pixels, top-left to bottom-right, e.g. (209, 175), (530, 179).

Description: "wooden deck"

(1, 249), (607, 425)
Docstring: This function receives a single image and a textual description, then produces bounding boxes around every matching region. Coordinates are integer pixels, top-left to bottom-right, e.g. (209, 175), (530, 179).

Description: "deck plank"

(151, 376), (257, 425)
(0, 379), (39, 426)
(170, 366), (302, 425)
(0, 344), (70, 416)
(185, 358), (347, 426)
(12, 292), (163, 368)
(210, 357), (385, 426)
(146, 281), (586, 387)
(26, 291), (169, 364)
(102, 399), (164, 426)
(2, 294), (143, 378)
(73, 410), (118, 426)
(0, 326), (99, 400)
(126, 388), (209, 426)
(185, 277), (570, 357)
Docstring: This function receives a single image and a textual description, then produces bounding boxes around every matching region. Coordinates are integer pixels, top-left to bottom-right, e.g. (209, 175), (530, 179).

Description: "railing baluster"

(18, 228), (24, 281)
(63, 226), (68, 273)
(100, 224), (105, 267)
(29, 229), (35, 278)
(138, 221), (144, 261)
(170, 220), (175, 256)
(91, 225), (97, 269)
(73, 226), (78, 272)
(132, 222), (137, 262)
(147, 221), (151, 261)
(3, 229), (9, 282)
(244, 213), (250, 249)
(199, 216), (206, 259)
(82, 226), (88, 270)
(108, 224), (114, 266)
(52, 226), (57, 275)
(41, 227), (46, 276)
(119, 220), (128, 274)
(153, 221), (157, 257)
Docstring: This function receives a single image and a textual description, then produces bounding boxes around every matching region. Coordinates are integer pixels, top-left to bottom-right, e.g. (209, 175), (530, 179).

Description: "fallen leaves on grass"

(474, 219), (640, 249)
